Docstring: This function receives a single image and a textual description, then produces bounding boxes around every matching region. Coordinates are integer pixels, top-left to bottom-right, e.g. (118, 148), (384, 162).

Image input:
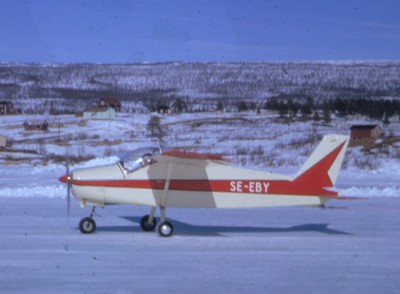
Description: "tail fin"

(294, 135), (349, 194)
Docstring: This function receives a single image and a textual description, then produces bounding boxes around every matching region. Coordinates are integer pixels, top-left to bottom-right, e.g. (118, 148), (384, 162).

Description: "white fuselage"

(71, 159), (325, 209)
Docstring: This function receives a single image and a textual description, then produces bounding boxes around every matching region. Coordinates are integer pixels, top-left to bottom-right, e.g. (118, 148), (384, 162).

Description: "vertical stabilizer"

(294, 135), (349, 188)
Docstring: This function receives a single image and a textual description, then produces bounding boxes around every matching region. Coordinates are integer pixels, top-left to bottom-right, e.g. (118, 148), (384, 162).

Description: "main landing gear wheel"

(79, 217), (96, 234)
(140, 215), (157, 232)
(158, 221), (174, 237)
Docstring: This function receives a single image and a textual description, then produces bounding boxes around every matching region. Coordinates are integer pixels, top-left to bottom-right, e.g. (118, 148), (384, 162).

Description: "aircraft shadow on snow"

(94, 216), (353, 237)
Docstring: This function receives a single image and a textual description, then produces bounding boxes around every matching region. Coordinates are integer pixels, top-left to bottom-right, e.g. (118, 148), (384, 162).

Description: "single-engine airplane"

(59, 134), (349, 237)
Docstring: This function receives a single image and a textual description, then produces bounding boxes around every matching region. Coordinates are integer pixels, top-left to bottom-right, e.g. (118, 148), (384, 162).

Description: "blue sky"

(1, 0), (400, 63)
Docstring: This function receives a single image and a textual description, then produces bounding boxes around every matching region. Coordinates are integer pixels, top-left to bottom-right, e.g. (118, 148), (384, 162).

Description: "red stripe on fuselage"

(70, 178), (338, 198)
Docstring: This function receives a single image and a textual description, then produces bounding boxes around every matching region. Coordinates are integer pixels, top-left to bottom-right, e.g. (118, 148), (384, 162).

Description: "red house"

(350, 125), (383, 141)
(96, 97), (121, 112)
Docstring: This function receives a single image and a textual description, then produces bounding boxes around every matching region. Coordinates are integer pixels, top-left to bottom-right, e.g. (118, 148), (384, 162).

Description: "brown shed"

(350, 125), (383, 141)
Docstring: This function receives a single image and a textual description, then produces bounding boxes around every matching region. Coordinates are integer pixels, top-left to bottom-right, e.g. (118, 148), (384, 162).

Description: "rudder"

(294, 135), (349, 189)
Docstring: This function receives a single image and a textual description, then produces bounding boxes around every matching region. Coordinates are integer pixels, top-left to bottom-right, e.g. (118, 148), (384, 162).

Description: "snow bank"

(339, 186), (400, 198)
(0, 185), (66, 198)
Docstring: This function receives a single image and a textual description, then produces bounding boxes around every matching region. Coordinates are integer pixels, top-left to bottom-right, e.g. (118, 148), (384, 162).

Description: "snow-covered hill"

(1, 62), (400, 112)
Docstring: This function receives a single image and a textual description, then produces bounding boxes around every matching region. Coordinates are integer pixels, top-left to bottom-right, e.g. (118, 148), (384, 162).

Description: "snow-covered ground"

(1, 198), (399, 293)
(0, 111), (399, 293)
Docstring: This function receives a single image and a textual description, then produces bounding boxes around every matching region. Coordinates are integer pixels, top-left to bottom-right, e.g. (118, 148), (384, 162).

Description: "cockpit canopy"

(120, 147), (161, 172)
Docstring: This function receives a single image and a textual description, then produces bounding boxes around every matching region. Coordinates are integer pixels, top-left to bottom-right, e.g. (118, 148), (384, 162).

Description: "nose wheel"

(79, 207), (97, 234)
(79, 217), (96, 234)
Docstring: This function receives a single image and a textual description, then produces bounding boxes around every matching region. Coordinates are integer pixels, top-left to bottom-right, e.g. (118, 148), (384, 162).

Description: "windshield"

(119, 147), (161, 172)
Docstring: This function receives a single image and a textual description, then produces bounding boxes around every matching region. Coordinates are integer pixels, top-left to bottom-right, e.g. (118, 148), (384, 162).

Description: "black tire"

(140, 215), (157, 232)
(79, 217), (96, 234)
(158, 221), (174, 237)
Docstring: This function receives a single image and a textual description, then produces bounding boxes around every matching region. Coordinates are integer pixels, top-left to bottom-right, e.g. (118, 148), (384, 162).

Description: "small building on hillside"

(83, 107), (115, 120)
(350, 125), (383, 141)
(0, 135), (6, 149)
(23, 120), (49, 132)
(157, 105), (173, 114)
(96, 97), (121, 112)
(0, 101), (14, 115)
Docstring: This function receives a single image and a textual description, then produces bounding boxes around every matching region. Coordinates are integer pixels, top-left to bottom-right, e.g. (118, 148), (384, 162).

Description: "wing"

(161, 150), (229, 164)
(144, 150), (228, 207)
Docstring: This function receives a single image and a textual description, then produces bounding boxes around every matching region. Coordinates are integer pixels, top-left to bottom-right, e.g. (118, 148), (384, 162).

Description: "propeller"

(59, 159), (72, 217)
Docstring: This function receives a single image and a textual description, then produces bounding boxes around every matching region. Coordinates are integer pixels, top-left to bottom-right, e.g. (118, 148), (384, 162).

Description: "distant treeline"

(265, 97), (400, 121)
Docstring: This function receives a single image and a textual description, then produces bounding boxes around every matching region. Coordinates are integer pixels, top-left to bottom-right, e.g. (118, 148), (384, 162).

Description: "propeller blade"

(67, 178), (71, 217)
(65, 159), (71, 218)
(66, 161), (70, 176)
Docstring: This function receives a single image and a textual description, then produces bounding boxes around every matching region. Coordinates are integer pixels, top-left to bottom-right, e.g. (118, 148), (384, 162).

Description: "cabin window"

(120, 147), (161, 173)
